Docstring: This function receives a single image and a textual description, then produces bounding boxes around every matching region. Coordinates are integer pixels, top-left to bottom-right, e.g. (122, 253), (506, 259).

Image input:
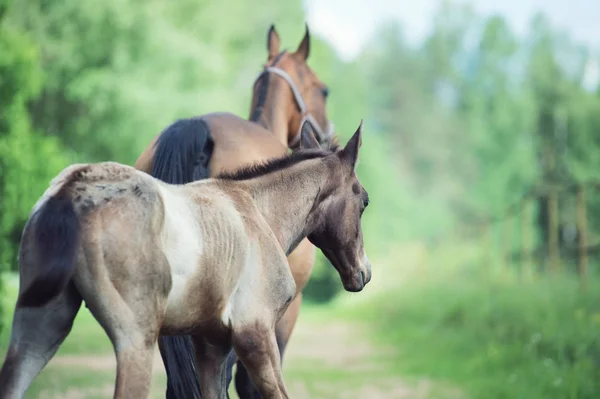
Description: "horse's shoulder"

(207, 183), (277, 242)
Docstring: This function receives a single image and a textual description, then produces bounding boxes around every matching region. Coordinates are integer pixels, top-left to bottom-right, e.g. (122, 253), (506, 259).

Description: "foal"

(0, 122), (371, 399)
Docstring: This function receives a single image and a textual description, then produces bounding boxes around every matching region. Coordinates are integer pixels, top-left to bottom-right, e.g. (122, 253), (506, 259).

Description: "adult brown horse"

(134, 25), (334, 398)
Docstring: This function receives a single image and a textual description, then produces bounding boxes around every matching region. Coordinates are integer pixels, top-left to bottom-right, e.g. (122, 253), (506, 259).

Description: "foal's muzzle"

(322, 247), (371, 293)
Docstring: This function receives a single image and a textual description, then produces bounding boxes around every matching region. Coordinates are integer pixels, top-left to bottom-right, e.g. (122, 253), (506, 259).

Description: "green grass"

(343, 270), (600, 399)
(14, 367), (118, 399)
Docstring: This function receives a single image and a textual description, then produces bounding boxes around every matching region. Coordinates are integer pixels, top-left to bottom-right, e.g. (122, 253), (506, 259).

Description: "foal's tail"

(17, 193), (80, 308)
(150, 116), (214, 399)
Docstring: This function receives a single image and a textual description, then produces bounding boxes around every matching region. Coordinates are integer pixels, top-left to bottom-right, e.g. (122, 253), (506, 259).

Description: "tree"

(0, 0), (70, 332)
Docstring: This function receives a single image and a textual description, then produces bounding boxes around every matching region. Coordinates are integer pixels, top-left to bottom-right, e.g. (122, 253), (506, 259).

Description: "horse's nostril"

(360, 270), (366, 286)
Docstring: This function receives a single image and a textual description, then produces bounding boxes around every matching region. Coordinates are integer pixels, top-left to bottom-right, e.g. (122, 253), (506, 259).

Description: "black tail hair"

(151, 117), (214, 184)
(151, 116), (217, 399)
(17, 194), (80, 308)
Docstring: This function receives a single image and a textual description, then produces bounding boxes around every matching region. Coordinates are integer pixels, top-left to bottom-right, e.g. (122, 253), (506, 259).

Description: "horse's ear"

(267, 24), (281, 59)
(339, 120), (363, 170)
(295, 23), (310, 61)
(300, 121), (320, 150)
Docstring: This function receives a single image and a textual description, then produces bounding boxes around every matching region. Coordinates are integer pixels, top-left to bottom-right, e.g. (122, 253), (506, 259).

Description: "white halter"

(254, 66), (335, 148)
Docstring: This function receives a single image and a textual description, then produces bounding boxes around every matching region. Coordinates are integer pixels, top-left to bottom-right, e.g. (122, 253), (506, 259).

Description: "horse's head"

(301, 121), (371, 292)
(250, 24), (334, 149)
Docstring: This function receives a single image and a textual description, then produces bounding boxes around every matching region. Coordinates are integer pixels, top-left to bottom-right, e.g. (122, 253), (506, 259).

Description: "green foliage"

(3, 0), (307, 164)
(0, 3), (71, 337)
(357, 3), (600, 272)
(348, 272), (600, 399)
(303, 253), (340, 304)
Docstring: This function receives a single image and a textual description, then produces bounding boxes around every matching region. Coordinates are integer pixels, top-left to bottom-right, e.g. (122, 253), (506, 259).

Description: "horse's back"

(134, 112), (288, 177)
(203, 112), (287, 174)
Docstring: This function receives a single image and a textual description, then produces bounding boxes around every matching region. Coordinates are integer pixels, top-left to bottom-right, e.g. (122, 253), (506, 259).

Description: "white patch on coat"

(157, 184), (204, 316)
(221, 239), (263, 326)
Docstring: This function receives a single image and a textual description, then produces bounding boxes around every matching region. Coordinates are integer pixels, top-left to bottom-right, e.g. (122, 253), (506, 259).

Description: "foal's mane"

(217, 145), (339, 181)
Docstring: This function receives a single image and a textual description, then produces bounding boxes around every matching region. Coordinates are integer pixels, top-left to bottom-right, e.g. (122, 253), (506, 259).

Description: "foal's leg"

(83, 283), (161, 399)
(232, 325), (289, 399)
(234, 238), (314, 399)
(83, 290), (159, 399)
(78, 257), (164, 399)
(0, 283), (81, 399)
(234, 294), (302, 399)
(191, 335), (232, 399)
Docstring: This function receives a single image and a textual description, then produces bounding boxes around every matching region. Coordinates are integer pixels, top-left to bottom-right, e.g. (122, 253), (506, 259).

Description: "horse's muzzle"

(343, 272), (365, 292)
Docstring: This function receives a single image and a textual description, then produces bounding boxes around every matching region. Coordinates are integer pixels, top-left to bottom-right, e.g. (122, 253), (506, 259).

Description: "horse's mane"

(217, 145), (340, 181)
(250, 50), (287, 122)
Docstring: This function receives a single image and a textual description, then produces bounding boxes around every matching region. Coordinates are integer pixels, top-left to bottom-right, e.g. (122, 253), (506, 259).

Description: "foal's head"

(250, 24), (332, 148)
(301, 122), (371, 292)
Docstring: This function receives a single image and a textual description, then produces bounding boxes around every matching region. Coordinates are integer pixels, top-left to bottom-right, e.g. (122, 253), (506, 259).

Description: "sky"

(304, 0), (600, 62)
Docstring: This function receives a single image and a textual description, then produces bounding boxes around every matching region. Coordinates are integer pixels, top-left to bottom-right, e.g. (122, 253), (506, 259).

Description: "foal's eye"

(359, 197), (369, 215)
(321, 87), (329, 98)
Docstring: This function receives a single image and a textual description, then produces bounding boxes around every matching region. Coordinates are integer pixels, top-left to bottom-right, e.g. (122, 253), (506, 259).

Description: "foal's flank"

(0, 122), (371, 399)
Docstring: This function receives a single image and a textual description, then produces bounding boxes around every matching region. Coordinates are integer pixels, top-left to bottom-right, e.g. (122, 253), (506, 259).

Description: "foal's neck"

(245, 161), (327, 255)
(250, 80), (292, 147)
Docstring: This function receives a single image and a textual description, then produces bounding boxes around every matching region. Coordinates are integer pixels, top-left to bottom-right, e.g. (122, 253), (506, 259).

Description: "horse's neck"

(250, 82), (292, 147)
(245, 162), (326, 255)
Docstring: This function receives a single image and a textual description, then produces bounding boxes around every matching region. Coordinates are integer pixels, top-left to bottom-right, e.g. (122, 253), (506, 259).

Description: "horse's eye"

(321, 87), (329, 98)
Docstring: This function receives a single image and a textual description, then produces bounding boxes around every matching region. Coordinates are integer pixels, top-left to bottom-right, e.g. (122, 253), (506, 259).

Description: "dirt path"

(282, 319), (438, 399)
(36, 316), (445, 399)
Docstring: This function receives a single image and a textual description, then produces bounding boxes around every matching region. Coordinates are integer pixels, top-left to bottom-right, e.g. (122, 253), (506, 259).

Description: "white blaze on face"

(361, 249), (371, 283)
(361, 249), (369, 267)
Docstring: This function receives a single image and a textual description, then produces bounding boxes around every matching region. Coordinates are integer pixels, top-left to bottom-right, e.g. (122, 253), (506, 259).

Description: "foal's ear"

(295, 24), (310, 61)
(299, 121), (320, 150)
(267, 24), (281, 59)
(340, 120), (363, 170)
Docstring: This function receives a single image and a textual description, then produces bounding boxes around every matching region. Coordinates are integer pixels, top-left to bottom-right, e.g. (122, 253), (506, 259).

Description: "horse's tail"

(151, 117), (214, 184)
(151, 117), (214, 399)
(17, 193), (80, 308)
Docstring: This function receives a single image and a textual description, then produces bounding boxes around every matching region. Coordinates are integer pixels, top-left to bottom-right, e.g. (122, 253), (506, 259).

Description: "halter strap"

(254, 66), (334, 148)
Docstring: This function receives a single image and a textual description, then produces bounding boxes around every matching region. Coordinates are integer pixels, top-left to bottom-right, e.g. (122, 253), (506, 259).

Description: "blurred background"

(1, 0), (599, 397)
